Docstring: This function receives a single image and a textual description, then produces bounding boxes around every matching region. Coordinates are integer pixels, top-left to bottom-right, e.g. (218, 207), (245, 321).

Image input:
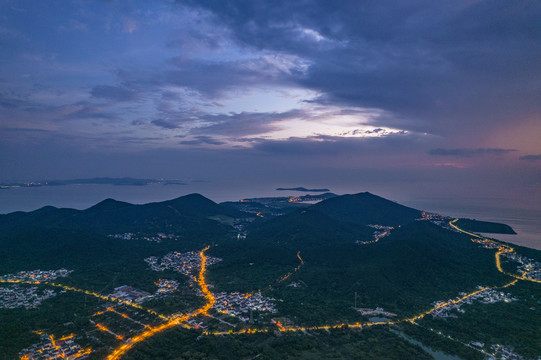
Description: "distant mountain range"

(0, 193), (234, 236)
(0, 177), (186, 189)
(0, 191), (514, 236)
(276, 187), (330, 192)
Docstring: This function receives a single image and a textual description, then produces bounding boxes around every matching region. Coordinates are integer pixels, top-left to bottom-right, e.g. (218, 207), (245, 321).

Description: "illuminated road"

(449, 219), (541, 284)
(265, 251), (305, 289)
(106, 246), (215, 360)
(0, 278), (168, 320)
(10, 219), (541, 358)
(204, 277), (519, 337)
(205, 220), (538, 336)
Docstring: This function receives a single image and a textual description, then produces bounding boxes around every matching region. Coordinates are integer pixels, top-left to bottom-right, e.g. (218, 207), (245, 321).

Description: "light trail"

(106, 246), (215, 360)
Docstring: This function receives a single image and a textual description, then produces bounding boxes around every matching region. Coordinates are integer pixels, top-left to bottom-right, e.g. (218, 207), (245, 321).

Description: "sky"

(1, 0), (540, 208)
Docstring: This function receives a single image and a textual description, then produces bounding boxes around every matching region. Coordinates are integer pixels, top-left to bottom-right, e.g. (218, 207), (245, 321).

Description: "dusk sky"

(1, 0), (540, 208)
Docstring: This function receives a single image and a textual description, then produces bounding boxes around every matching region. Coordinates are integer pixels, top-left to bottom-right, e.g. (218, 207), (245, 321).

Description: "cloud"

(520, 154), (541, 161)
(123, 18), (137, 34)
(151, 118), (180, 129)
(90, 85), (138, 102)
(59, 102), (117, 120)
(189, 0), (541, 138)
(251, 132), (419, 157)
(179, 135), (225, 146)
(115, 52), (310, 101)
(192, 110), (297, 137)
(428, 148), (516, 157)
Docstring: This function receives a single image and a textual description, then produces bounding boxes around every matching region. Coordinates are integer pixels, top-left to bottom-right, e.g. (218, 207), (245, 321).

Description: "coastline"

(1, 184), (539, 251)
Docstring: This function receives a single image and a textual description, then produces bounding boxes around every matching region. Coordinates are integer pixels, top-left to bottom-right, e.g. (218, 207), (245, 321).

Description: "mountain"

(0, 193), (237, 235)
(311, 192), (421, 226)
(86, 198), (133, 212)
(161, 193), (237, 218)
(247, 208), (374, 247)
(455, 218), (516, 234)
(276, 187), (330, 192)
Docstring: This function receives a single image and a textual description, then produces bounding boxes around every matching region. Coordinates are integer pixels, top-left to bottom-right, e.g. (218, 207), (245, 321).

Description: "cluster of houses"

(108, 279), (183, 304)
(154, 279), (179, 295)
(501, 252), (541, 281)
(419, 211), (451, 225)
(109, 285), (151, 304)
(471, 237), (505, 250)
(213, 291), (277, 321)
(233, 223), (248, 240)
(488, 344), (527, 360)
(108, 232), (179, 243)
(0, 269), (72, 283)
(356, 307), (397, 318)
(0, 285), (57, 309)
(144, 251), (222, 278)
(356, 225), (393, 245)
(432, 287), (517, 318)
(19, 333), (90, 360)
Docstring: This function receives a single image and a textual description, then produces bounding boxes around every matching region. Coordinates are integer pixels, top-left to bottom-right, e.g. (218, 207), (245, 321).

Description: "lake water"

(390, 330), (465, 360)
(1, 184), (540, 250)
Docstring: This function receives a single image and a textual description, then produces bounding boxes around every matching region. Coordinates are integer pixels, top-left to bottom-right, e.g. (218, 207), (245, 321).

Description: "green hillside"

(311, 192), (422, 226)
(0, 193), (236, 236)
(455, 218), (516, 234)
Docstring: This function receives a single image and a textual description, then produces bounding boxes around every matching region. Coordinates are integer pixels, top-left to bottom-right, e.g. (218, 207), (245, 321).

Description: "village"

(107, 279), (181, 304)
(213, 291), (277, 321)
(431, 287), (518, 318)
(0, 284), (58, 309)
(0, 269), (73, 309)
(488, 344), (528, 360)
(108, 232), (179, 243)
(18, 333), (90, 360)
(0, 268), (72, 283)
(501, 252), (541, 281)
(419, 211), (452, 225)
(144, 251), (222, 278)
(356, 224), (393, 245)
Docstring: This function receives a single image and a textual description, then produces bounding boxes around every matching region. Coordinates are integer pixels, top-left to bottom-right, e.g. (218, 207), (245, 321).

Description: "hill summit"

(311, 192), (421, 226)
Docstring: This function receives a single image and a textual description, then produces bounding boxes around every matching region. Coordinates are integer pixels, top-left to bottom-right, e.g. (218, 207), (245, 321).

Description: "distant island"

(276, 187), (330, 192)
(0, 177), (186, 189)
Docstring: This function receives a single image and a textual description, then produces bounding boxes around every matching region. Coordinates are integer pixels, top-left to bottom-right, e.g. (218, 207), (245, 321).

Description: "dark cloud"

(151, 118), (180, 129)
(252, 133), (420, 157)
(428, 148), (516, 157)
(192, 110), (300, 136)
(1, 0), (540, 211)
(179, 135), (225, 146)
(520, 154), (541, 161)
(116, 53), (307, 100)
(188, 0), (541, 136)
(90, 85), (138, 102)
(2, 127), (50, 133)
(62, 102), (117, 120)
